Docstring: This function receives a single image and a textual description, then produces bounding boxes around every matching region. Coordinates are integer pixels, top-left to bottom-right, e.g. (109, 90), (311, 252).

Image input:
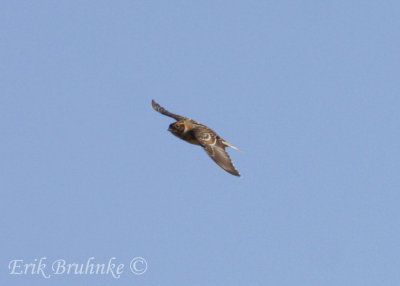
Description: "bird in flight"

(152, 100), (241, 176)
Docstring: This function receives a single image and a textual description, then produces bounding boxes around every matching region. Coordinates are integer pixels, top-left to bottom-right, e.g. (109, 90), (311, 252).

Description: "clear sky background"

(1, 1), (399, 285)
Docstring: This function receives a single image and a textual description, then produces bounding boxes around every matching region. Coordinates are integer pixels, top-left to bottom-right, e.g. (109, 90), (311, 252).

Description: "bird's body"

(152, 100), (241, 176)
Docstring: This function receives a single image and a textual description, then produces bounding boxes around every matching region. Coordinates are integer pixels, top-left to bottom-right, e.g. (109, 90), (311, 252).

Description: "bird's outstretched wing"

(152, 100), (187, 121)
(194, 127), (240, 176)
(203, 143), (240, 176)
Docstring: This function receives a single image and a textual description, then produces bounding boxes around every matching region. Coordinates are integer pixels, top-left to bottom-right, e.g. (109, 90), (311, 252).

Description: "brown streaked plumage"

(152, 100), (241, 176)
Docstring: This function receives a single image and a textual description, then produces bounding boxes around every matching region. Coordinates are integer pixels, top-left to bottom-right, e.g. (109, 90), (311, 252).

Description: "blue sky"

(1, 1), (399, 285)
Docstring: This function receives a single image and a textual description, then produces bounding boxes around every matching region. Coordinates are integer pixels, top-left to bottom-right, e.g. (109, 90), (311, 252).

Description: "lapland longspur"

(152, 100), (241, 176)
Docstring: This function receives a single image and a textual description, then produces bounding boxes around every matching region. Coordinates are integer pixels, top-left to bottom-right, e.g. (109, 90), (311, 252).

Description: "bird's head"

(168, 121), (185, 136)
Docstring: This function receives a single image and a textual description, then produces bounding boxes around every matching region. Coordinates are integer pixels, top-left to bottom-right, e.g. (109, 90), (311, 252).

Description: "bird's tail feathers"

(222, 140), (241, 151)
